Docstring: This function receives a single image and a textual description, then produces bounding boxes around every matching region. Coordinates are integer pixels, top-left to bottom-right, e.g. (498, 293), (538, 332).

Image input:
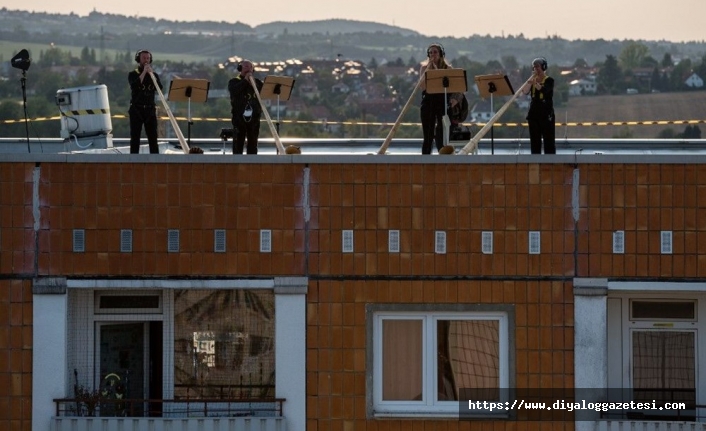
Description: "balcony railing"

(53, 397), (285, 418)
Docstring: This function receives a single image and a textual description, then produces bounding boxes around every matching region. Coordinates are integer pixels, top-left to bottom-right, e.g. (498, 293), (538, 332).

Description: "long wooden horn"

(377, 71), (426, 155)
(248, 75), (286, 155)
(148, 72), (190, 154)
(457, 74), (534, 155)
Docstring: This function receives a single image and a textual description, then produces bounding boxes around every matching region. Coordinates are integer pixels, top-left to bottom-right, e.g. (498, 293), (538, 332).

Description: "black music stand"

(260, 76), (295, 134)
(474, 74), (514, 154)
(167, 78), (210, 145)
(425, 68), (467, 147)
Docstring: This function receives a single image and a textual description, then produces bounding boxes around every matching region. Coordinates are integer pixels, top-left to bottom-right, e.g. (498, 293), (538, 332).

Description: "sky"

(3, 0), (704, 43)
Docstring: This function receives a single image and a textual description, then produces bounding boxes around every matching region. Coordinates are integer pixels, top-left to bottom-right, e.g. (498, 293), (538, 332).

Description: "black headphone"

(427, 43), (445, 58)
(532, 57), (548, 71)
(134, 49), (152, 64)
(237, 62), (242, 72)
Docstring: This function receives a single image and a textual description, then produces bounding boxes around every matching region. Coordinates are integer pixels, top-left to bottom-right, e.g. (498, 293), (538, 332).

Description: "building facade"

(1, 154), (705, 431)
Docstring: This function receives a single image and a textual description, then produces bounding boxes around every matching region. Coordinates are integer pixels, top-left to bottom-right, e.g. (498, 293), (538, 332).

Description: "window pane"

(438, 320), (500, 401)
(632, 331), (695, 405)
(631, 301), (695, 320)
(382, 320), (422, 400)
(174, 289), (275, 399)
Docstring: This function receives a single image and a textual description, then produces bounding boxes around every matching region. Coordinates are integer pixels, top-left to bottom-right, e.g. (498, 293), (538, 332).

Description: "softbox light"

(11, 49), (31, 71)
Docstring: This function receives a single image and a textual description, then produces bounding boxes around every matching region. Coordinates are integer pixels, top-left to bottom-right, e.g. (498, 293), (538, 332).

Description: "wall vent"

(73, 229), (85, 253)
(435, 231), (447, 254)
(613, 230), (625, 254)
(661, 231), (673, 254)
(260, 229), (272, 253)
(120, 229), (133, 253)
(167, 229), (180, 253)
(342, 230), (354, 253)
(481, 231), (494, 254)
(214, 229), (226, 253)
(529, 231), (541, 254)
(388, 230), (400, 253)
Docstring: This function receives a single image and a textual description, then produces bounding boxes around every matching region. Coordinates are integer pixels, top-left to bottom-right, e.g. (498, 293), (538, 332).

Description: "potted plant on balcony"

(75, 384), (102, 416)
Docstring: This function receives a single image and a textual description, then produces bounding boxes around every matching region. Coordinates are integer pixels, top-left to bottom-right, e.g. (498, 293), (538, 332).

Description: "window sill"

(373, 411), (511, 420)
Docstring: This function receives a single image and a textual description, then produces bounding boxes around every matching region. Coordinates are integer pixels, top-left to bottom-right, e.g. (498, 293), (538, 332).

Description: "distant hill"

(1, 8), (706, 65)
(255, 19), (419, 36)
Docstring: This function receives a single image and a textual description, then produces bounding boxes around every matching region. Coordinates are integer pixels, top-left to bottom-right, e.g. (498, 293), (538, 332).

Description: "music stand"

(474, 74), (514, 154)
(260, 76), (295, 134)
(425, 68), (467, 147)
(167, 78), (210, 145)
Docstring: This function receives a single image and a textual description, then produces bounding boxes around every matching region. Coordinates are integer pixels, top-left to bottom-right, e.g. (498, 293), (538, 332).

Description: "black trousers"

(232, 115), (260, 154)
(129, 105), (159, 154)
(420, 107), (445, 155)
(528, 117), (556, 154)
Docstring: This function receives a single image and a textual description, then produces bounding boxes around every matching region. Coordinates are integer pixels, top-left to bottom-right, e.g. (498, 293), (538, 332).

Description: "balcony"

(51, 398), (286, 431)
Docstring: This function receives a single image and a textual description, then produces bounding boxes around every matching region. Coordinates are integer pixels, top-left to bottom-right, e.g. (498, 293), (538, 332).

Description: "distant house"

(376, 65), (418, 84)
(569, 78), (598, 96)
(331, 82), (350, 94)
(296, 78), (320, 100)
(685, 72), (704, 88)
(470, 99), (494, 122)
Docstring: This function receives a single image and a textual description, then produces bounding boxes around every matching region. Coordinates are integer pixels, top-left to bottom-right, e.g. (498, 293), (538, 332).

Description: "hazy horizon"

(1, 1), (704, 43)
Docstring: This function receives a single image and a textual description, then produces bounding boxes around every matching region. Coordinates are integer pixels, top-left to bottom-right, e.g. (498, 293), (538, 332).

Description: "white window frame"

(369, 306), (511, 418)
(607, 291), (706, 419)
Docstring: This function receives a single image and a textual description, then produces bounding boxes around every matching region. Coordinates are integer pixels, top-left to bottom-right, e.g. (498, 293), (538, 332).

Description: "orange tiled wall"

(0, 280), (32, 431)
(306, 279), (574, 431)
(2, 161), (703, 278)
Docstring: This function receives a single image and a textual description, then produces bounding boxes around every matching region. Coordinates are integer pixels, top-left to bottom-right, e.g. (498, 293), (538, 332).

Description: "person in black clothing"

(128, 49), (163, 154)
(228, 60), (264, 154)
(522, 57), (555, 154)
(419, 43), (462, 155)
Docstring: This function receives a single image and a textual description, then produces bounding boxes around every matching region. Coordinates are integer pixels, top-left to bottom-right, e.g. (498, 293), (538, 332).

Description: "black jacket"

(527, 75), (554, 122)
(228, 75), (264, 117)
(128, 67), (162, 106)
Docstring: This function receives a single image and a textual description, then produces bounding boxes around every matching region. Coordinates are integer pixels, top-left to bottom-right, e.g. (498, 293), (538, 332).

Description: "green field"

(0, 41), (210, 65)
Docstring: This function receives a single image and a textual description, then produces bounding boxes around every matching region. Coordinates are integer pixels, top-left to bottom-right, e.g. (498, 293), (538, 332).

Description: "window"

(605, 292), (703, 421)
(369, 305), (512, 417)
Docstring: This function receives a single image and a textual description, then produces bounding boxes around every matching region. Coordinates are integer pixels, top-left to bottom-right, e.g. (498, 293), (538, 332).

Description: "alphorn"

(248, 75), (286, 155)
(376, 70), (426, 155)
(148, 72), (190, 154)
(457, 74), (535, 155)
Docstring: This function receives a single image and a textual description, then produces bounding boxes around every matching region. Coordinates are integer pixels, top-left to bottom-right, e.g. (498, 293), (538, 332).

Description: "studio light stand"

(167, 78), (210, 145)
(11, 49), (32, 152)
(425, 68), (467, 147)
(474, 74), (514, 154)
(260, 76), (295, 134)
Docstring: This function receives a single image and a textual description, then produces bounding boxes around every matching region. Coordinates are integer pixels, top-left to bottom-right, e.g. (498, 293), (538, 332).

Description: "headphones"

(237, 60), (254, 72)
(134, 49), (152, 64)
(532, 57), (548, 71)
(427, 43), (445, 58)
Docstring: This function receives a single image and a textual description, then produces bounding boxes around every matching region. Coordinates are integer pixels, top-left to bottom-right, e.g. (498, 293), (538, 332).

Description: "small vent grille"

(120, 229), (133, 253)
(481, 231), (493, 254)
(661, 231), (673, 254)
(167, 229), (180, 253)
(342, 230), (354, 253)
(613, 230), (625, 254)
(260, 230), (272, 253)
(435, 231), (447, 254)
(73, 229), (85, 253)
(388, 230), (400, 253)
(528, 231), (541, 254)
(214, 229), (226, 253)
